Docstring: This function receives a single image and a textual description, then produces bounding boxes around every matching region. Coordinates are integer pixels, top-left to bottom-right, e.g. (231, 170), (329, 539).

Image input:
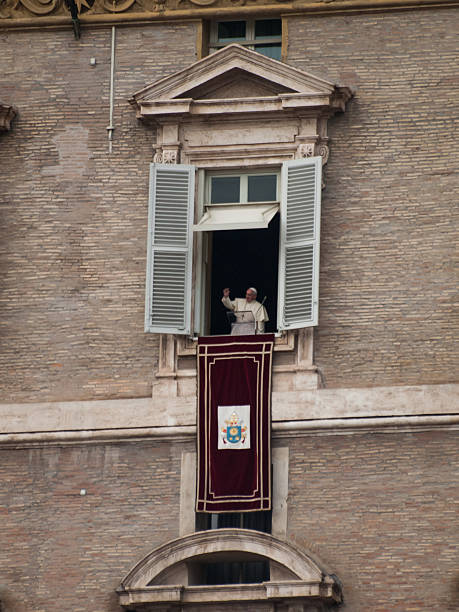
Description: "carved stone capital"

(16, 0), (59, 16)
(163, 148), (179, 163)
(295, 143), (315, 159)
(295, 142), (329, 165)
(153, 146), (180, 164)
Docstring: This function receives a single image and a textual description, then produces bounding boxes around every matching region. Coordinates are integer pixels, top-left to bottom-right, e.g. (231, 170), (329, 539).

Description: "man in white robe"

(222, 287), (269, 334)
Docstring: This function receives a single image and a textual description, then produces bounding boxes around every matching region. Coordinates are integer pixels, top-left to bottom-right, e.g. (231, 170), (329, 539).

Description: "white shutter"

(145, 163), (195, 334)
(278, 157), (322, 330)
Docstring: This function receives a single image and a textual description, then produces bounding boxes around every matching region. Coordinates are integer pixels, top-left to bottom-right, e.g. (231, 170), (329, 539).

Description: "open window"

(195, 168), (280, 335)
(145, 157), (322, 336)
(133, 43), (351, 343)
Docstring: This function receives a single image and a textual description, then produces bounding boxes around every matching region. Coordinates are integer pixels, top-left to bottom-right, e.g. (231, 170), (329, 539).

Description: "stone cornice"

(1, 383), (458, 446)
(1, 414), (458, 447)
(2, 383), (458, 431)
(1, 0), (458, 30)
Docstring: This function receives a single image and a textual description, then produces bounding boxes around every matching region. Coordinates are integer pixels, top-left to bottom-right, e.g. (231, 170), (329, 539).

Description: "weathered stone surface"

(1, 383), (458, 436)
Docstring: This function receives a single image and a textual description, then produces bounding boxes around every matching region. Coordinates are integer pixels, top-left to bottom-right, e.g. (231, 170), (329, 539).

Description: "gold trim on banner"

(196, 338), (274, 513)
(208, 355), (261, 500)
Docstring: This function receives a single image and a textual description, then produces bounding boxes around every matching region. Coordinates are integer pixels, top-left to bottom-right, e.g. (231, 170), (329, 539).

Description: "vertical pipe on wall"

(107, 25), (116, 153)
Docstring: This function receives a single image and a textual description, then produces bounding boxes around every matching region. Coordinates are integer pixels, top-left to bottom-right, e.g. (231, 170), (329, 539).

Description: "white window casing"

(193, 202), (279, 232)
(277, 157), (322, 330)
(145, 163), (195, 334)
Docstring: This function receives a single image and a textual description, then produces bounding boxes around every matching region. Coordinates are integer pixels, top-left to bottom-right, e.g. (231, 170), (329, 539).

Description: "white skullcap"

(247, 287), (257, 295)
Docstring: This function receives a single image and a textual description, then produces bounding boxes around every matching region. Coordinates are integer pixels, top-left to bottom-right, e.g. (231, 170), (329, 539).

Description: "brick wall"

(285, 430), (459, 611)
(1, 10), (458, 402)
(286, 9), (459, 388)
(0, 23), (197, 403)
(0, 439), (190, 612)
(0, 432), (457, 611)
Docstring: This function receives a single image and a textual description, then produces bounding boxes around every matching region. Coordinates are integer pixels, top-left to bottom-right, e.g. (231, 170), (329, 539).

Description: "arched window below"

(117, 529), (342, 611)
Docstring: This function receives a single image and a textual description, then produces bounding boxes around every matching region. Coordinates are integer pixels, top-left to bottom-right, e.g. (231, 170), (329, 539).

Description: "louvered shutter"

(145, 163), (195, 334)
(277, 157), (322, 330)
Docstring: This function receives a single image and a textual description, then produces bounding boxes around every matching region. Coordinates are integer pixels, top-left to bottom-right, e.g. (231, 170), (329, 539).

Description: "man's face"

(246, 289), (256, 302)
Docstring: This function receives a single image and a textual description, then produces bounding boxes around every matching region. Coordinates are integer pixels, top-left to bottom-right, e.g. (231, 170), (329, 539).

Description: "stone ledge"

(118, 581), (337, 607)
(0, 414), (458, 446)
(1, 383), (457, 440)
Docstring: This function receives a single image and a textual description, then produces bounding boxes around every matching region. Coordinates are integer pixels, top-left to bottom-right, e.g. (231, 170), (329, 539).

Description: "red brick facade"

(0, 432), (457, 611)
(1, 10), (458, 401)
(1, 24), (198, 402)
(0, 6), (458, 612)
(287, 10), (459, 388)
(287, 430), (459, 611)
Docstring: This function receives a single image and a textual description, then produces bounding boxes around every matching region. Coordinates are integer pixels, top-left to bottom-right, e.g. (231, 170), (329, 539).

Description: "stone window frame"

(131, 44), (352, 404)
(117, 527), (342, 611)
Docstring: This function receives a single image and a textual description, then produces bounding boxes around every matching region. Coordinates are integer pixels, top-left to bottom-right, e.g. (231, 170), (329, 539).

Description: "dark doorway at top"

(210, 213), (279, 336)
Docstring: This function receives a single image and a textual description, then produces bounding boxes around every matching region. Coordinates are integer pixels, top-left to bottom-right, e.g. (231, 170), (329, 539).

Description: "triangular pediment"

(176, 67), (296, 101)
(131, 44), (337, 105)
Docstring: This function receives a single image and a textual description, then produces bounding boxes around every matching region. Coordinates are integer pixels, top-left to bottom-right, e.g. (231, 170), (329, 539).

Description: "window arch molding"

(117, 528), (342, 610)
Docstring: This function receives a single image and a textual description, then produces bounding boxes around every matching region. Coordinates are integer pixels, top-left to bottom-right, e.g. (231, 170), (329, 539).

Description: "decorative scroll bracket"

(0, 103), (17, 132)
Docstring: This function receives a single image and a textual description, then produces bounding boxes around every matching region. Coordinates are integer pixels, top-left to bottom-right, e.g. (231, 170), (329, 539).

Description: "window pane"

(255, 44), (282, 61)
(218, 21), (246, 41)
(211, 176), (240, 204)
(204, 560), (269, 585)
(217, 513), (242, 528)
(255, 19), (282, 38)
(242, 561), (270, 583)
(248, 174), (277, 202)
(200, 511), (272, 532)
(243, 510), (272, 533)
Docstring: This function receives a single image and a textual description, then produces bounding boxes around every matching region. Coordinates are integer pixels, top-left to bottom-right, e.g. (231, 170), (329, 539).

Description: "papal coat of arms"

(218, 405), (251, 450)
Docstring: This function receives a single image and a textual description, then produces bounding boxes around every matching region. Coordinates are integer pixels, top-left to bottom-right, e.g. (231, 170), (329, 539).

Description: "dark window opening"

(252, 44), (281, 60)
(209, 213), (279, 336)
(196, 509), (272, 533)
(255, 19), (282, 38)
(204, 559), (270, 585)
(217, 20), (246, 41)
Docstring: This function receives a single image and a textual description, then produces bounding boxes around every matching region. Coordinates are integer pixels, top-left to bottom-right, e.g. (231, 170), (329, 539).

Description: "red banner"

(196, 334), (274, 513)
